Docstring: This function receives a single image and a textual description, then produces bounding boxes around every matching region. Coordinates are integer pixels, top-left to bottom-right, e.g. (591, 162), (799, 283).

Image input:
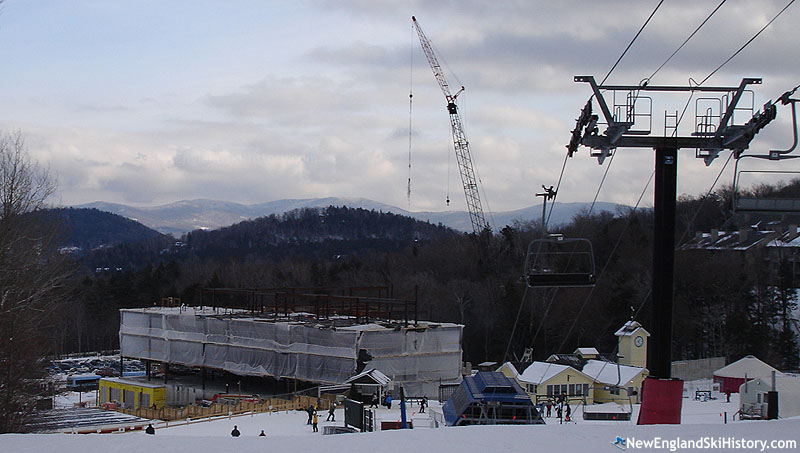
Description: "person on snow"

(327, 403), (336, 421)
(312, 413), (319, 432)
(565, 404), (572, 422)
(306, 405), (315, 425)
(259, 430), (266, 436)
(145, 423), (155, 435)
(370, 393), (378, 408)
(231, 425), (240, 437)
(420, 396), (427, 413)
(384, 394), (392, 410)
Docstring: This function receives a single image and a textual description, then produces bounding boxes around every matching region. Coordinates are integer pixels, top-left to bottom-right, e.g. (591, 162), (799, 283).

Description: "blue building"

(442, 372), (545, 426)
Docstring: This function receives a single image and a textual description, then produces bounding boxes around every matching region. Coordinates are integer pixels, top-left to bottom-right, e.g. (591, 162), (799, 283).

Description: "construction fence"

(114, 393), (336, 422)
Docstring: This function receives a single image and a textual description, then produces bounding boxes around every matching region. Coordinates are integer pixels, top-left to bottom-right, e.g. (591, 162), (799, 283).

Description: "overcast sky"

(0, 0), (798, 213)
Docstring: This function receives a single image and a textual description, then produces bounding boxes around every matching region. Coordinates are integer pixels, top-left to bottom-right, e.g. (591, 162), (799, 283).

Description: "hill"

(75, 198), (624, 235)
(178, 205), (455, 262)
(31, 207), (164, 252)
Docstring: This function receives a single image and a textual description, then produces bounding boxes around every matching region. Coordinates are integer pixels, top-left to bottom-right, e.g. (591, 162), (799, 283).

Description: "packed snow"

(4, 387), (800, 452)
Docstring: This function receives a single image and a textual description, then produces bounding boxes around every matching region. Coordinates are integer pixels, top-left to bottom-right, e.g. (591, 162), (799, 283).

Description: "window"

(547, 385), (554, 397)
(758, 393), (762, 404)
(568, 384), (575, 396)
(610, 387), (620, 395)
(109, 387), (120, 402)
(584, 384), (590, 396)
(526, 384), (537, 394)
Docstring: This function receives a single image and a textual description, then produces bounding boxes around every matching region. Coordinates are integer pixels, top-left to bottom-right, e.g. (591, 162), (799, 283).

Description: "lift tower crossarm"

(412, 16), (489, 234)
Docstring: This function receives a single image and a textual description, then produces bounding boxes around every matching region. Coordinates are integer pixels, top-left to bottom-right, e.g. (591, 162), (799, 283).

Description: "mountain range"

(75, 197), (625, 236)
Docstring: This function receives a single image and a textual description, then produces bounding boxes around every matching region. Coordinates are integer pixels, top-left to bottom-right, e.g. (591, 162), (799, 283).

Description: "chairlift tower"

(568, 75), (780, 423)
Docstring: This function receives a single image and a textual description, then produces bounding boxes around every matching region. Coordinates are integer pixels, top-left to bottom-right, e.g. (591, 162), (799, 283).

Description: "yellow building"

(615, 320), (649, 368)
(499, 323), (650, 406)
(499, 361), (596, 404)
(99, 377), (166, 409)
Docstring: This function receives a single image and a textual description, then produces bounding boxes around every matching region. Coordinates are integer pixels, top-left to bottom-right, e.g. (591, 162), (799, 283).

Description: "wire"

(646, 0), (727, 83)
(545, 0), (664, 229)
(408, 28), (414, 209)
(700, 0), (795, 85)
(601, 0), (665, 85)
(557, 168), (655, 353)
(508, 1), (665, 361)
(503, 285), (530, 362)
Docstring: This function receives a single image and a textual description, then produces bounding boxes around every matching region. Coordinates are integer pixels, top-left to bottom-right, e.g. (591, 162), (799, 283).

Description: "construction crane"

(412, 16), (489, 234)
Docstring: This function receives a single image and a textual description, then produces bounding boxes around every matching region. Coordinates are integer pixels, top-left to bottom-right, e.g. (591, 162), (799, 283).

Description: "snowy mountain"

(74, 198), (625, 236)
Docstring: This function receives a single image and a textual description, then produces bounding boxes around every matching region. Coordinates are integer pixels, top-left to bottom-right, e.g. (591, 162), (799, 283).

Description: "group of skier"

(539, 394), (572, 422)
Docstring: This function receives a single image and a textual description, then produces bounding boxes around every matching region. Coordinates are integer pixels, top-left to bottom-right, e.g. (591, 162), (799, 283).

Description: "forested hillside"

(51, 185), (800, 373)
(31, 207), (164, 251)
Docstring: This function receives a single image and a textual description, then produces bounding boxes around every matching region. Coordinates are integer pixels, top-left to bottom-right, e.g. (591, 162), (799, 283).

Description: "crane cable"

(408, 25), (414, 209)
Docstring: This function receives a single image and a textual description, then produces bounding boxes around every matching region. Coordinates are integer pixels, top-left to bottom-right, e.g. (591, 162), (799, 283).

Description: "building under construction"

(119, 287), (463, 397)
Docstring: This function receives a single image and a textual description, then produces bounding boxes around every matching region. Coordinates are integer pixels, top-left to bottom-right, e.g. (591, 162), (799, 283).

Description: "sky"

(0, 0), (798, 213)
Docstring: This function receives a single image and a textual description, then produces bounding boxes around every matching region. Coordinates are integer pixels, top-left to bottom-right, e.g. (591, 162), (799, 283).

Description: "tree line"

(3, 128), (800, 431)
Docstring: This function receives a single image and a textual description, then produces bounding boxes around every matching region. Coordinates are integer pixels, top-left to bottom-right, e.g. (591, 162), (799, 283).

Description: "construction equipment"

(412, 16), (489, 234)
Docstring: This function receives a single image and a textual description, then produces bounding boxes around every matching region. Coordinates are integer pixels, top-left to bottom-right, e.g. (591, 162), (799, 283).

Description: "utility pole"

(569, 75), (777, 424)
(535, 185), (556, 237)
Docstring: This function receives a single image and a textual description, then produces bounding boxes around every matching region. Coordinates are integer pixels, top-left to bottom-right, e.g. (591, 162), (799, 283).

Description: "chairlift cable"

(700, 0), (795, 86)
(546, 0), (664, 229)
(600, 0), (665, 86)
(555, 169), (655, 354)
(509, 1), (665, 361)
(646, 0), (727, 84)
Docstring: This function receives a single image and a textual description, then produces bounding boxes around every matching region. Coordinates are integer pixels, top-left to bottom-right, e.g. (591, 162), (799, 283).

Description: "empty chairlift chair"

(524, 235), (596, 288)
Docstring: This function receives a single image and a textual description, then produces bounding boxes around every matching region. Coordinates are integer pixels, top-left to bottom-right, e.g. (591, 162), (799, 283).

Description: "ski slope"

(4, 390), (800, 452)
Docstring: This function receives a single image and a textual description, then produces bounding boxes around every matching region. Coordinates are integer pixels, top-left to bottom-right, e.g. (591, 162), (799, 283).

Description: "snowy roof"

(344, 368), (391, 386)
(574, 347), (599, 356)
(581, 402), (632, 414)
(713, 355), (781, 379)
(498, 362), (520, 379)
(519, 361), (575, 384)
(614, 321), (649, 337)
(581, 360), (644, 386)
(100, 377), (165, 389)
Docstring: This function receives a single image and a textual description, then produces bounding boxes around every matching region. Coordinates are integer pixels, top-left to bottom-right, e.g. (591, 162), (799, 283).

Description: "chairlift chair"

(730, 85), (800, 214)
(731, 165), (800, 214)
(524, 235), (596, 288)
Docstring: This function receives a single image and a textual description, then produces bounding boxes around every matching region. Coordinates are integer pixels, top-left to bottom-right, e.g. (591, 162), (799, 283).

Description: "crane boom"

(412, 16), (489, 234)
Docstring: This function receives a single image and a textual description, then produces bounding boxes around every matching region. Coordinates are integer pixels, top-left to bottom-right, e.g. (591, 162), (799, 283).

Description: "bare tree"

(0, 131), (71, 433)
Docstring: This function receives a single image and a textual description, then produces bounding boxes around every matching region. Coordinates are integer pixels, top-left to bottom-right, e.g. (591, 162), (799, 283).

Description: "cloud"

(2, 0), (797, 213)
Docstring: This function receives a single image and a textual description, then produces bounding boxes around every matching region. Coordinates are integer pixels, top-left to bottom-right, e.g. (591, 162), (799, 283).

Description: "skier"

(384, 394), (392, 410)
(306, 405), (315, 425)
(145, 423), (155, 435)
(259, 430), (266, 437)
(546, 400), (552, 417)
(312, 413), (319, 432)
(420, 396), (427, 413)
(327, 403), (336, 421)
(231, 425), (240, 437)
(370, 393), (379, 408)
(565, 403), (572, 422)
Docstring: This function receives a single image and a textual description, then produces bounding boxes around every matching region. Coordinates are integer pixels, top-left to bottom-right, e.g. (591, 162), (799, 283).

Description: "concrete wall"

(671, 357), (726, 381)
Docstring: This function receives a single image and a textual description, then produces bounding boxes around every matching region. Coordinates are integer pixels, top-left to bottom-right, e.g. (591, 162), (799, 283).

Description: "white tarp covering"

(120, 308), (462, 396)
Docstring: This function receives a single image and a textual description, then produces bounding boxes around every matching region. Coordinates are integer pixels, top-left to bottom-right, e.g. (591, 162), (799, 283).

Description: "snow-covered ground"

(4, 390), (800, 452)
